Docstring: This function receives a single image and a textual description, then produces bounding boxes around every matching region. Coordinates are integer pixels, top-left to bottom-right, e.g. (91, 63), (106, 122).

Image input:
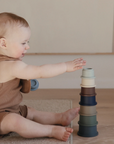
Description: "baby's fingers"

(74, 58), (83, 60)
(74, 58), (83, 62)
(74, 60), (86, 66)
(73, 66), (83, 70)
(73, 60), (86, 71)
(74, 58), (86, 64)
(75, 63), (85, 68)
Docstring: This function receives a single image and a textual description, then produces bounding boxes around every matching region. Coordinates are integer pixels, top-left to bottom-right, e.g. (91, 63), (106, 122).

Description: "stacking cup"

(79, 96), (97, 106)
(79, 105), (96, 116)
(80, 84), (96, 88)
(78, 115), (98, 126)
(31, 79), (39, 91)
(78, 67), (98, 137)
(81, 68), (95, 78)
(77, 125), (98, 137)
(80, 87), (96, 96)
(81, 78), (95, 86)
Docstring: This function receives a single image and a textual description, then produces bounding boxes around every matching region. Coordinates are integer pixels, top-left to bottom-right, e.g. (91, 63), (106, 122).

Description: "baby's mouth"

(21, 53), (25, 57)
(19, 53), (25, 60)
(22, 53), (25, 56)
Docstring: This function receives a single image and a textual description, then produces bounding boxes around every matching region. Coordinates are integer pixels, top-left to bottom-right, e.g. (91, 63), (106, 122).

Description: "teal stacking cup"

(78, 115), (98, 126)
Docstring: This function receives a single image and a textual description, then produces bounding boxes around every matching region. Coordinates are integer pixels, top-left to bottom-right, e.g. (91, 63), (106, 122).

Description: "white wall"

(0, 0), (113, 53)
(0, 0), (114, 89)
(23, 55), (114, 89)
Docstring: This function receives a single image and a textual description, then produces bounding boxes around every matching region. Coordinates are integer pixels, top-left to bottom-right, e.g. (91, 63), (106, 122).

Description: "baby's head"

(0, 12), (31, 59)
(0, 12), (29, 38)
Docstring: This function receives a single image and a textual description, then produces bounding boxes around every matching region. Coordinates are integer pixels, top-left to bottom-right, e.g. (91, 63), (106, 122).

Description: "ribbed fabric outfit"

(0, 54), (31, 137)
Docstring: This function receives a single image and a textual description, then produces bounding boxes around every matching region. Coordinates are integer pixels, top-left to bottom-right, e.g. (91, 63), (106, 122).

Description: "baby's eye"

(22, 43), (26, 45)
(22, 41), (29, 45)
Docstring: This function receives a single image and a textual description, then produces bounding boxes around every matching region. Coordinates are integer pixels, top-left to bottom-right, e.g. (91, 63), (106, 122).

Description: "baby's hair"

(0, 12), (29, 38)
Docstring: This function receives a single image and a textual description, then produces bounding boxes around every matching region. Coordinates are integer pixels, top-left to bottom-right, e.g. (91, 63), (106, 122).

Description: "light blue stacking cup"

(81, 68), (95, 78)
(31, 79), (39, 91)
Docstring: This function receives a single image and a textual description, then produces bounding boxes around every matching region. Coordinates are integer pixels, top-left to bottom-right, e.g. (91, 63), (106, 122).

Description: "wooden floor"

(23, 89), (114, 144)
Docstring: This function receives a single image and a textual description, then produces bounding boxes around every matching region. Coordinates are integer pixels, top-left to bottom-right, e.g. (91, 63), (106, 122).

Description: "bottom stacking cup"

(77, 125), (98, 137)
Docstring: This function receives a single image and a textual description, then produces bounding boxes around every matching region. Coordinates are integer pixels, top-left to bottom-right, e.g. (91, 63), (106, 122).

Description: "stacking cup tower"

(77, 68), (98, 137)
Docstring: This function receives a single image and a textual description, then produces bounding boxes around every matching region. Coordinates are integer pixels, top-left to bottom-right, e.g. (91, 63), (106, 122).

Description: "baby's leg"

(27, 107), (80, 126)
(1, 113), (73, 141)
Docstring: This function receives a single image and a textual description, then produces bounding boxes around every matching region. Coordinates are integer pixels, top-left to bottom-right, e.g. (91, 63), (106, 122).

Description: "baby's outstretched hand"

(65, 58), (86, 72)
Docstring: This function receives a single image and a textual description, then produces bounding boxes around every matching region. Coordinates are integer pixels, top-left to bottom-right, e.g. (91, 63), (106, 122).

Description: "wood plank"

(25, 53), (114, 55)
(23, 89), (114, 100)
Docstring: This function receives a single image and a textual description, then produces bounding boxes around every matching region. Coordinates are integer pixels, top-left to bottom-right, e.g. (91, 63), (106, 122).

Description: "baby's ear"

(0, 38), (7, 49)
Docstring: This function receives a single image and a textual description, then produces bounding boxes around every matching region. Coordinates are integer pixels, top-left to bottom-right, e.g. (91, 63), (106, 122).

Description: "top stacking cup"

(81, 68), (95, 79)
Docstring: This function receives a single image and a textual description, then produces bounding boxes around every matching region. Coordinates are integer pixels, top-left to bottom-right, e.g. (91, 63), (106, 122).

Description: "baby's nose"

(26, 45), (30, 50)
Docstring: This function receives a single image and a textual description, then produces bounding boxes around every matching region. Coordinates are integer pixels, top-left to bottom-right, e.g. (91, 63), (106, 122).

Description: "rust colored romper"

(0, 55), (31, 137)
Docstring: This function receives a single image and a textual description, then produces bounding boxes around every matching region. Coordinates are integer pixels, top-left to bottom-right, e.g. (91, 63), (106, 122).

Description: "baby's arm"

(9, 58), (86, 79)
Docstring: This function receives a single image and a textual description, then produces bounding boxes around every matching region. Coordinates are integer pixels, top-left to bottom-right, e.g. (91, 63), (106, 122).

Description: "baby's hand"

(65, 58), (86, 72)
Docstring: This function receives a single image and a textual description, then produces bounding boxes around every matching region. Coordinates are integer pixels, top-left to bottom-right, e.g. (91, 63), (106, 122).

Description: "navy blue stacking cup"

(77, 124), (98, 137)
(79, 96), (97, 106)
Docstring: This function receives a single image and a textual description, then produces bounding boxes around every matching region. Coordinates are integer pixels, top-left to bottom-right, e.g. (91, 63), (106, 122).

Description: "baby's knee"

(27, 107), (36, 120)
(1, 113), (24, 133)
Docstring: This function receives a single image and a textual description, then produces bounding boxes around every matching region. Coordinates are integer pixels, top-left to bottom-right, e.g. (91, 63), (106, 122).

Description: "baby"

(0, 12), (86, 141)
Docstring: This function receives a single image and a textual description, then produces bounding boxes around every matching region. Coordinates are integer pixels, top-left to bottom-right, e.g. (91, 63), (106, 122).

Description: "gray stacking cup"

(81, 68), (95, 78)
(79, 105), (96, 116)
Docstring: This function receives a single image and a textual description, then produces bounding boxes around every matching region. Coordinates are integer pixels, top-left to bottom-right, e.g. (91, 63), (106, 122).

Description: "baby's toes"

(63, 133), (70, 141)
(62, 128), (73, 141)
(66, 127), (73, 133)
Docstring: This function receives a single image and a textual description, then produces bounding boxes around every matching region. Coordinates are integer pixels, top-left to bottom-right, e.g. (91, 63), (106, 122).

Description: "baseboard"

(23, 89), (114, 99)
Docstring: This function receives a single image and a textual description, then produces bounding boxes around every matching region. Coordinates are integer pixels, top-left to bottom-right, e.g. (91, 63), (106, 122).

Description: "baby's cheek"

(15, 51), (23, 58)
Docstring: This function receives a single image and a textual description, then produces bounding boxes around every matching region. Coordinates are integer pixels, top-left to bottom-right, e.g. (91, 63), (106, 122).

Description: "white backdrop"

(0, 0), (113, 53)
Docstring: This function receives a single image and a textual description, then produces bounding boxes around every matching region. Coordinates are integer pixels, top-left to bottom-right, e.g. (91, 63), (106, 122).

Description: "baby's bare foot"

(61, 107), (80, 126)
(50, 126), (73, 141)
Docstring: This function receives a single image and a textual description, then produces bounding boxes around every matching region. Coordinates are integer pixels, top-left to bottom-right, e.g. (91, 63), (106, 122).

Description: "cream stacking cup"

(81, 78), (95, 87)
